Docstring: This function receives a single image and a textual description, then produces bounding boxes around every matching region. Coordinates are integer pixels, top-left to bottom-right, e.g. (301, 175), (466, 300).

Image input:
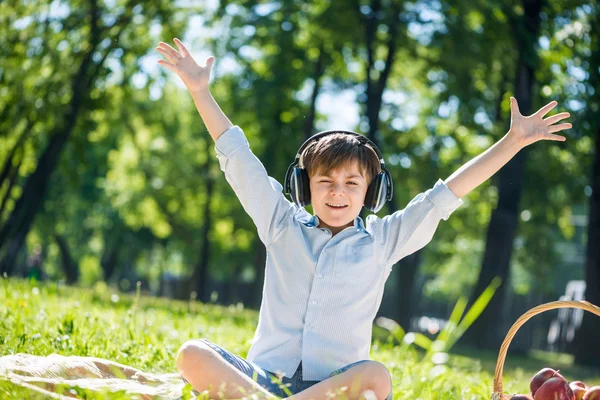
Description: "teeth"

(327, 203), (347, 208)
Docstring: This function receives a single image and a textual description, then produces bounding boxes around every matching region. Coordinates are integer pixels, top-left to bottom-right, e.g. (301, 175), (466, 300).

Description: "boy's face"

(309, 160), (368, 235)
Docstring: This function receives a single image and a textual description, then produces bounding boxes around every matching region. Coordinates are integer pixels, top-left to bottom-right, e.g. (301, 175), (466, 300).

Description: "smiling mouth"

(326, 203), (348, 209)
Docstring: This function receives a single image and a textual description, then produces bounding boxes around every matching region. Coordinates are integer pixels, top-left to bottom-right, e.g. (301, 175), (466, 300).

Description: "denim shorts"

(188, 339), (392, 399)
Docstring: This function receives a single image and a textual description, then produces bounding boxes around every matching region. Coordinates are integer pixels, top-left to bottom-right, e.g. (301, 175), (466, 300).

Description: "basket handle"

(491, 300), (600, 398)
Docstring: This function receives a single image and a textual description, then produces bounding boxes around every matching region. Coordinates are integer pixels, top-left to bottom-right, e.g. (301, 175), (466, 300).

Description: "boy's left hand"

(507, 97), (572, 148)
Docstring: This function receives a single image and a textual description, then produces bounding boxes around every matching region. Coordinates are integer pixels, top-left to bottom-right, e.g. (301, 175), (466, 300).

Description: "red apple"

(511, 395), (534, 399)
(572, 382), (588, 389)
(571, 382), (588, 400)
(533, 377), (575, 400)
(530, 368), (566, 396)
(583, 387), (600, 400)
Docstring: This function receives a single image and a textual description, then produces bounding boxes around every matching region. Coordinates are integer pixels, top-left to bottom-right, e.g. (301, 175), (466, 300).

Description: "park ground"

(1, 278), (599, 399)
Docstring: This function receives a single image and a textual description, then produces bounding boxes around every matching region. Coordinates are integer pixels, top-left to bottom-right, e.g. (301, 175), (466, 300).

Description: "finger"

(157, 59), (177, 72)
(548, 123), (572, 133)
(543, 133), (566, 142)
(510, 97), (521, 116)
(158, 42), (181, 60)
(534, 101), (558, 118)
(543, 112), (570, 126)
(158, 44), (180, 61)
(173, 38), (191, 57)
(156, 47), (179, 64)
(205, 56), (215, 71)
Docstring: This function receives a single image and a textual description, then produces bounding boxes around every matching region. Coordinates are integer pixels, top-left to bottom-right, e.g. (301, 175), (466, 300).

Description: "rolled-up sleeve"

(368, 179), (463, 266)
(215, 126), (294, 246)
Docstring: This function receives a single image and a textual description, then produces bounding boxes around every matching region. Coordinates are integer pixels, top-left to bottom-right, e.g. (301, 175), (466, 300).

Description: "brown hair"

(300, 133), (381, 184)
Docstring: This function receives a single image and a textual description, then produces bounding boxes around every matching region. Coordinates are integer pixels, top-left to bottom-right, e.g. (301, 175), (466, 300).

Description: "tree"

(0, 0), (186, 276)
(356, 0), (423, 330)
(573, 0), (600, 368)
(461, 0), (545, 350)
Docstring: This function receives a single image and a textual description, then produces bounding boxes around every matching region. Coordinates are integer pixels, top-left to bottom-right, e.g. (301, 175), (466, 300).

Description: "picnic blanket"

(0, 353), (190, 399)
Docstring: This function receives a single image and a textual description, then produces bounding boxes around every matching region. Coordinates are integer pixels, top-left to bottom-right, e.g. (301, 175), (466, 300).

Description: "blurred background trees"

(0, 0), (597, 367)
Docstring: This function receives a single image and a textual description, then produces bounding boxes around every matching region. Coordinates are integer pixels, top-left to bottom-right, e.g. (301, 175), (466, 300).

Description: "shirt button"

(307, 324), (312, 329)
(353, 248), (357, 254)
(312, 300), (317, 305)
(318, 273), (323, 278)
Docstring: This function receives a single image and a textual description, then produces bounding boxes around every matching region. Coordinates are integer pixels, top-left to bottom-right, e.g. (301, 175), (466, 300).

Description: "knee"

(176, 339), (214, 374)
(366, 361), (392, 399)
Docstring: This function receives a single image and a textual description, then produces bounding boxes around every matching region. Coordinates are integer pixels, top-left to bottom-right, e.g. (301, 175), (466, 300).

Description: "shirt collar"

(306, 215), (319, 227)
(306, 215), (368, 233)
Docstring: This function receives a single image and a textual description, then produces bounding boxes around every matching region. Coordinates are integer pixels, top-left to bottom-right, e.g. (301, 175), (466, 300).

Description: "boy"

(156, 38), (571, 400)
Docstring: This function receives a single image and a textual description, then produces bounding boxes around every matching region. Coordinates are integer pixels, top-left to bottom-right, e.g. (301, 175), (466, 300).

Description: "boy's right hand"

(156, 38), (214, 93)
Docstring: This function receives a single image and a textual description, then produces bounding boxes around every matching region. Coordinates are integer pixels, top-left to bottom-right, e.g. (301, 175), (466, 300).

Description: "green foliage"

(0, 0), (595, 312)
(415, 0), (594, 300)
(382, 277), (502, 359)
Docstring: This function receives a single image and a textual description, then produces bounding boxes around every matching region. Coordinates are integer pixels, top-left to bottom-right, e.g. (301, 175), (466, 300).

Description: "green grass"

(1, 278), (598, 399)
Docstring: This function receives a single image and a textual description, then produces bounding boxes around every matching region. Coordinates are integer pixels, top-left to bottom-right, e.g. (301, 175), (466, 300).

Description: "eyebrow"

(315, 173), (365, 180)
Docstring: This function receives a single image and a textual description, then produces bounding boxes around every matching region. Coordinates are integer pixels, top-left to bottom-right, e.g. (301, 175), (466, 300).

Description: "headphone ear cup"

(290, 167), (311, 206)
(364, 172), (388, 212)
(383, 167), (393, 201)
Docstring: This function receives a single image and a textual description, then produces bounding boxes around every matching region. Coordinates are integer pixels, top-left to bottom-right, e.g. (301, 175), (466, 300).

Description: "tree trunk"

(55, 234), (78, 284)
(227, 263), (244, 304)
(0, 0), (101, 275)
(0, 126), (29, 191)
(192, 143), (215, 303)
(362, 0), (416, 328)
(573, 124), (600, 367)
(394, 250), (421, 330)
(461, 0), (543, 350)
(0, 150), (23, 220)
(573, 5), (600, 365)
(363, 0), (399, 148)
(303, 44), (325, 140)
(100, 228), (122, 281)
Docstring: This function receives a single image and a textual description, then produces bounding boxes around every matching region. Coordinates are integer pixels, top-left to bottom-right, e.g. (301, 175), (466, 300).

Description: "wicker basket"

(491, 300), (600, 400)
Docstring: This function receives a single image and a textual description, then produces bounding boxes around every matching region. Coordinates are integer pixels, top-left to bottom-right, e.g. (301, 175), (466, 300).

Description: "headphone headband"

(293, 130), (385, 166)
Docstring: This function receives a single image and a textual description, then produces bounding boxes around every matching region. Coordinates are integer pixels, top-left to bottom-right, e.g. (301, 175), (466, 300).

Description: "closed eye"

(347, 182), (358, 185)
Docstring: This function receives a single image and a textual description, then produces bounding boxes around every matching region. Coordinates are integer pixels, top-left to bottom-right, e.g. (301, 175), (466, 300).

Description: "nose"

(330, 182), (345, 195)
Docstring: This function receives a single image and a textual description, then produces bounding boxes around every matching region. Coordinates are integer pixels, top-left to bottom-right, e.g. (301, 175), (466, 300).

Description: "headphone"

(283, 130), (393, 213)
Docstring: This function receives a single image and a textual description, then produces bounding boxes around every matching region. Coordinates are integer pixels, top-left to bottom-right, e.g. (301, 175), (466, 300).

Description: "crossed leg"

(176, 340), (278, 399)
(282, 361), (391, 400)
(176, 340), (392, 400)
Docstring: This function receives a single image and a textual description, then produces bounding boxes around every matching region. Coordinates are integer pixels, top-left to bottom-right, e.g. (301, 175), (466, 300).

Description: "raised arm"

(444, 97), (572, 198)
(156, 38), (295, 246)
(156, 38), (232, 141)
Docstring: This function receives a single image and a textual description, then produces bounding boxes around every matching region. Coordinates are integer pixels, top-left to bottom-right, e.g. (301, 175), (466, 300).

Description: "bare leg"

(176, 340), (279, 399)
(284, 361), (391, 400)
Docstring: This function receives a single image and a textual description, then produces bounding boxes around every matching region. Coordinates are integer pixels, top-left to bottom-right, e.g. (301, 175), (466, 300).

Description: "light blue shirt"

(214, 126), (463, 380)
